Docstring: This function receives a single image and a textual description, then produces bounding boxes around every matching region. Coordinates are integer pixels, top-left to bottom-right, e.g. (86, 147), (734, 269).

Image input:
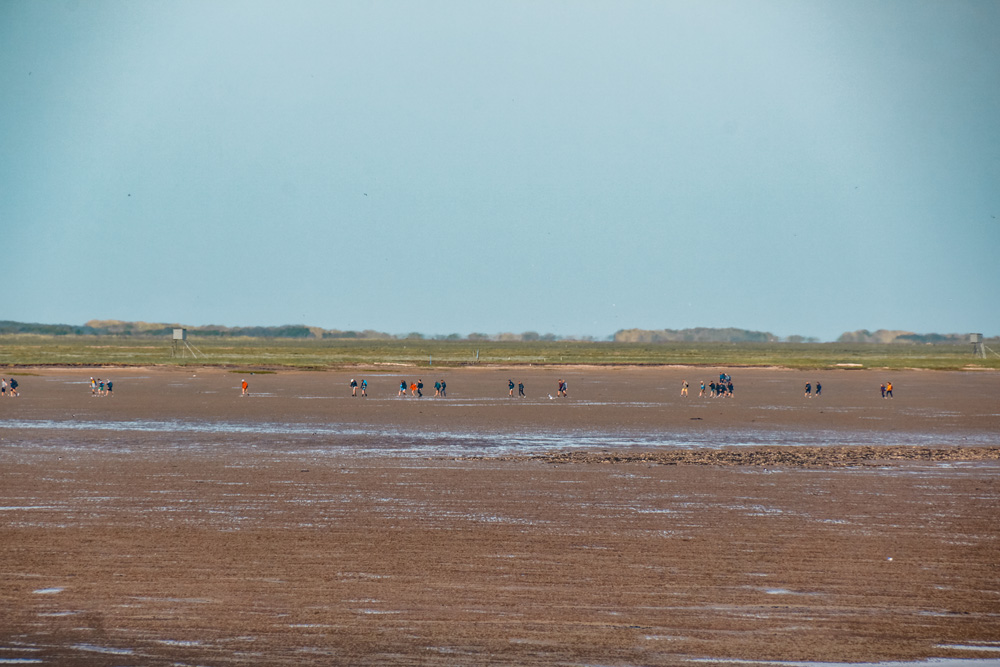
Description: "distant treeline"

(0, 320), (321, 338)
(0, 321), (992, 344)
(835, 329), (992, 345)
(613, 327), (800, 343)
(0, 320), (580, 341)
(617, 328), (994, 344)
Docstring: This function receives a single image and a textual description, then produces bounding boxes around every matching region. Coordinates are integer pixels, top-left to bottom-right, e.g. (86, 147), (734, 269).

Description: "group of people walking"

(396, 379), (446, 398)
(507, 378), (568, 398)
(89, 377), (112, 397)
(690, 374), (735, 398)
(0, 377), (19, 397)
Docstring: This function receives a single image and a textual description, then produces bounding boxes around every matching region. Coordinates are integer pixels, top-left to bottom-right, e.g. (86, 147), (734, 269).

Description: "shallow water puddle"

(936, 643), (1000, 653)
(761, 588), (823, 597)
(36, 611), (80, 617)
(0, 507), (59, 512)
(154, 639), (204, 647)
(71, 643), (134, 655)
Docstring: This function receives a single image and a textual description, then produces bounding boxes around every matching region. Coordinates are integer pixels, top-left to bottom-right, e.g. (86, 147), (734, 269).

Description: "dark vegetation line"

(469, 446), (1000, 467)
(0, 320), (993, 345)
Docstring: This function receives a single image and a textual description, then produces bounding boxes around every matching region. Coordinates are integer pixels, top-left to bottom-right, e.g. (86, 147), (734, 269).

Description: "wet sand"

(1, 366), (999, 665)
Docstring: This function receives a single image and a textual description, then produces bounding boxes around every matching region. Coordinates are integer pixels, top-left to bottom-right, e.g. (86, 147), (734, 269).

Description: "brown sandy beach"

(1, 366), (998, 665)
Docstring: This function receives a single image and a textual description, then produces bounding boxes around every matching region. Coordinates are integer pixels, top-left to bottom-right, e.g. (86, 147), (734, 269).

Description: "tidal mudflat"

(1, 367), (998, 665)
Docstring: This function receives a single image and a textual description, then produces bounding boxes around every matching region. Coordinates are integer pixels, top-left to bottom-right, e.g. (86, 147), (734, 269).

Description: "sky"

(2, 0), (999, 341)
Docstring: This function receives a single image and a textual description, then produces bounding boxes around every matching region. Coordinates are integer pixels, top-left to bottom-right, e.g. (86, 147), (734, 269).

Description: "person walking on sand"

(880, 383), (886, 398)
(410, 381), (417, 397)
(350, 378), (358, 397)
(509, 379), (515, 397)
(815, 381), (821, 397)
(804, 382), (811, 398)
(241, 379), (249, 396)
(518, 381), (525, 397)
(90, 377), (96, 396)
(561, 380), (568, 397)
(416, 379), (423, 398)
(681, 380), (689, 396)
(360, 379), (367, 397)
(399, 380), (407, 397)
(434, 380), (441, 397)
(8, 377), (18, 397)
(105, 379), (112, 397)
(886, 381), (893, 399)
(1, 378), (6, 397)
(440, 379), (446, 397)
(98, 379), (105, 396)
(699, 381), (705, 397)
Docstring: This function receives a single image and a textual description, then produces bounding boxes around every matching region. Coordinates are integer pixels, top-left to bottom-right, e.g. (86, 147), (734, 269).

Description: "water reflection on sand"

(1, 417), (997, 459)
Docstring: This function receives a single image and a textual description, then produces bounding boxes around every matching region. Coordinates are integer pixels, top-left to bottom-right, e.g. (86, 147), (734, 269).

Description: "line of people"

(232, 375), (901, 401)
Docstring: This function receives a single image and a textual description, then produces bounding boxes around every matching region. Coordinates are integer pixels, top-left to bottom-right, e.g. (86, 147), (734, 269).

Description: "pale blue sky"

(3, 1), (998, 340)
